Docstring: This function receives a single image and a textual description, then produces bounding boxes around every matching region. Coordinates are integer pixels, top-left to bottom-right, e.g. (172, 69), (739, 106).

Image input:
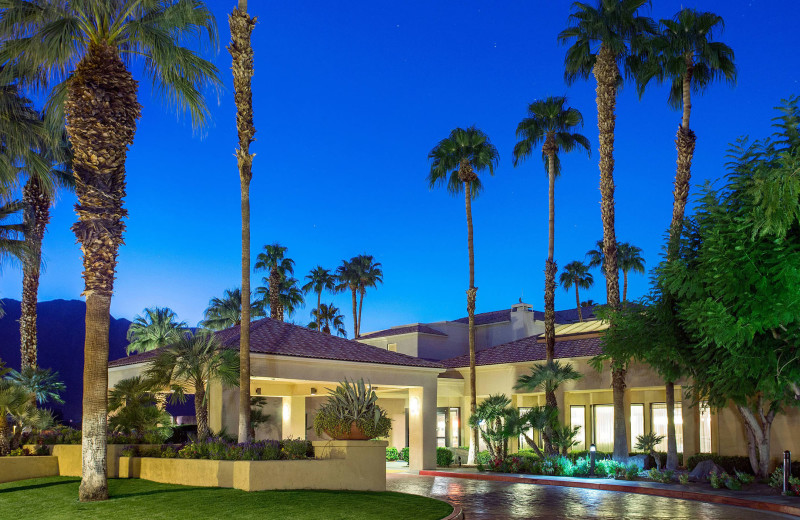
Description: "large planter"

(325, 422), (370, 441)
(24, 444), (162, 478)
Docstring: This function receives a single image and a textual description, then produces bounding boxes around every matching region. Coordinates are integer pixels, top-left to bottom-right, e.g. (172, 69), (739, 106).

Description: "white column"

(409, 382), (437, 471)
(281, 395), (307, 439)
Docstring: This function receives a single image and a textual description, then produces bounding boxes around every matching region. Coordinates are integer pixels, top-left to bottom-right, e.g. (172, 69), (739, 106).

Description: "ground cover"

(0, 477), (453, 520)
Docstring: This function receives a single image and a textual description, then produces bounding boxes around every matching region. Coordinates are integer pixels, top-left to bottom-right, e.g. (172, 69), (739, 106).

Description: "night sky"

(1, 1), (798, 336)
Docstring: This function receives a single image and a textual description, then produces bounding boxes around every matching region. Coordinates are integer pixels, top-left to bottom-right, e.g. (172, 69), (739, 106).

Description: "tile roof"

(451, 306), (596, 326)
(554, 307), (596, 324)
(109, 318), (443, 370)
(358, 324), (447, 340)
(453, 309), (510, 326)
(439, 335), (603, 369)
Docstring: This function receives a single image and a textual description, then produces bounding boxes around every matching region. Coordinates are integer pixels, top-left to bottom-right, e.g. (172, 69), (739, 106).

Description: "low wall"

(24, 444), (162, 478)
(122, 440), (388, 492)
(0, 456), (59, 484)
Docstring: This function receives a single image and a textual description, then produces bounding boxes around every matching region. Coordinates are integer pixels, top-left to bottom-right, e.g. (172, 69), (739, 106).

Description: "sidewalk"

(419, 467), (800, 517)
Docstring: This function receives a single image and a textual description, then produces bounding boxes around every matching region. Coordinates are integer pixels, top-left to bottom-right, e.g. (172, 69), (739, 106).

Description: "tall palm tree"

(254, 243), (295, 320)
(0, 0), (221, 500)
(354, 254), (383, 338)
(308, 303), (347, 337)
(302, 266), (337, 330)
(228, 0), (257, 445)
(428, 126), (499, 464)
(255, 272), (304, 321)
(0, 198), (28, 319)
(515, 360), (583, 455)
(125, 307), (188, 355)
(145, 330), (238, 442)
(512, 96), (590, 430)
(617, 242), (645, 302)
(202, 288), (264, 331)
(559, 0), (654, 462)
(586, 239), (606, 274)
(335, 258), (360, 339)
(19, 124), (72, 370)
(560, 261), (594, 322)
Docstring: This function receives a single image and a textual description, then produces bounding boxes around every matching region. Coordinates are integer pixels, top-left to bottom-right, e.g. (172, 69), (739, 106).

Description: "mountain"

(0, 298), (131, 423)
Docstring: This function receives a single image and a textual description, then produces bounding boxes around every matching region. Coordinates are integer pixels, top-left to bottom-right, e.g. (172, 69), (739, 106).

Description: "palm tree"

(0, 198), (28, 319)
(145, 331), (238, 442)
(335, 258), (360, 339)
(617, 242), (645, 302)
(202, 288), (264, 331)
(633, 9), (735, 256)
(308, 303), (347, 337)
(560, 3), (654, 462)
(428, 126), (499, 464)
(228, 0), (257, 445)
(354, 254), (383, 338)
(255, 273), (305, 321)
(560, 261), (594, 322)
(302, 266), (337, 330)
(514, 360), (582, 455)
(586, 239), (605, 273)
(254, 243), (295, 320)
(126, 307), (188, 355)
(0, 0), (221, 500)
(512, 95), (590, 429)
(0, 379), (30, 455)
(5, 366), (65, 406)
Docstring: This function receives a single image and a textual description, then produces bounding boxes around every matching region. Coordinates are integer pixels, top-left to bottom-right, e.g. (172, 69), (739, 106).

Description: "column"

(282, 395), (307, 439)
(681, 386), (699, 458)
(623, 387), (632, 454)
(409, 382), (437, 471)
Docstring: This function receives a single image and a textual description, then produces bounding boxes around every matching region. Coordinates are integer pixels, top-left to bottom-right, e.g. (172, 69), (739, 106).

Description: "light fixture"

(310, 387), (317, 395)
(410, 396), (420, 415)
(255, 388), (261, 395)
(589, 443), (596, 477)
(283, 402), (290, 420)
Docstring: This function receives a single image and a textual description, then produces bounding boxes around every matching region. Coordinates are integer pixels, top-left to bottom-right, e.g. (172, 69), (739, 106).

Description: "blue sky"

(1, 0), (798, 336)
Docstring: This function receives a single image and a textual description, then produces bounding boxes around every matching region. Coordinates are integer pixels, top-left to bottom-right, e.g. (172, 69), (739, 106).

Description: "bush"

(615, 463), (640, 481)
(572, 457), (590, 477)
(735, 470), (754, 485)
(679, 473), (689, 485)
(686, 453), (753, 475)
(710, 472), (723, 489)
(386, 447), (399, 461)
(768, 470), (800, 496)
(647, 468), (674, 483)
(595, 458), (619, 478)
(281, 438), (310, 460)
(400, 447), (410, 462)
(437, 447), (454, 467)
(475, 450), (492, 466)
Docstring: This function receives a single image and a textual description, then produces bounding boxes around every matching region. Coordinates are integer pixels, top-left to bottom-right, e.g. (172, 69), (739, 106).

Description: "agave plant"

(313, 379), (390, 440)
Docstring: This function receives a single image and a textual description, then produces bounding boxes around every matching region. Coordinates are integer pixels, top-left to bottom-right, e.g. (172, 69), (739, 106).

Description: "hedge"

(436, 447), (454, 467)
(686, 453), (753, 474)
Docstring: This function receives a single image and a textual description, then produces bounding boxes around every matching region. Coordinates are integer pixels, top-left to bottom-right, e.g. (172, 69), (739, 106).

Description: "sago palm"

(308, 302), (347, 337)
(302, 266), (337, 330)
(126, 307), (188, 355)
(254, 243), (295, 320)
(202, 288), (264, 331)
(354, 254), (382, 338)
(512, 95), (589, 426)
(428, 126), (499, 464)
(0, 0), (221, 500)
(145, 330), (238, 442)
(617, 242), (645, 302)
(560, 261), (594, 322)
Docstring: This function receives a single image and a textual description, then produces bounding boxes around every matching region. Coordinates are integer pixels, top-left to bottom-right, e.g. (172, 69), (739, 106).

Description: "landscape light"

(589, 443), (596, 477)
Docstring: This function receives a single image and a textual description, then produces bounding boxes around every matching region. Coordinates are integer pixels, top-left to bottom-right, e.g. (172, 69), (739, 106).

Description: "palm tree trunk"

(316, 291), (322, 329)
(229, 2), (256, 444)
(575, 283), (583, 323)
(269, 269), (280, 320)
(350, 286), (358, 340)
(543, 149), (557, 455)
(20, 177), (50, 370)
(665, 381), (678, 470)
(357, 290), (364, 338)
(464, 180), (479, 465)
(195, 383), (209, 442)
(594, 44), (626, 462)
(622, 271), (628, 302)
(65, 42), (141, 502)
(0, 414), (10, 456)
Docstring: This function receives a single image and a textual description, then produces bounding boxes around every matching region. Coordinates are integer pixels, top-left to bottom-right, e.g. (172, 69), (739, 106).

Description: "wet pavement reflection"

(386, 474), (795, 519)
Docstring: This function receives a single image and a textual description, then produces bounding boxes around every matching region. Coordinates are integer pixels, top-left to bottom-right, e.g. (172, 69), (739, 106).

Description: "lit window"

(570, 406), (586, 451)
(630, 404), (644, 446)
(700, 401), (712, 453)
(517, 407), (539, 450)
(593, 405), (614, 453)
(651, 402), (683, 452)
(450, 408), (460, 448)
(436, 409), (447, 447)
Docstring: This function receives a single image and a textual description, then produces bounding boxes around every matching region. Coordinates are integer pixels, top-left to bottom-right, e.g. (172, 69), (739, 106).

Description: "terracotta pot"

(325, 421), (370, 440)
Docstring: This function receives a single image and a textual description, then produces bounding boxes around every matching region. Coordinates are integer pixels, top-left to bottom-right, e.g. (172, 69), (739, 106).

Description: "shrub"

(647, 468), (674, 483)
(281, 438), (310, 460)
(313, 379), (391, 440)
(400, 447), (410, 462)
(572, 457), (590, 477)
(7, 448), (27, 457)
(595, 458), (619, 478)
(437, 447), (454, 467)
(679, 473), (689, 485)
(476, 450), (492, 466)
(120, 446), (137, 457)
(615, 463), (640, 481)
(768, 469), (800, 496)
(735, 470), (754, 485)
(710, 472), (723, 489)
(386, 447), (399, 461)
(686, 454), (753, 475)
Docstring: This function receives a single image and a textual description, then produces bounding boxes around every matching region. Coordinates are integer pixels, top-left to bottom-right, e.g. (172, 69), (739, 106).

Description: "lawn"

(0, 477), (453, 520)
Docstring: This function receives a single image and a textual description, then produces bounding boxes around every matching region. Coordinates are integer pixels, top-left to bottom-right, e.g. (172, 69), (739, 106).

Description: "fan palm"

(0, 0), (221, 500)
(308, 303), (347, 337)
(228, 0), (256, 444)
(254, 243), (295, 320)
(335, 258), (360, 339)
(302, 266), (337, 330)
(107, 376), (170, 440)
(145, 330), (238, 442)
(467, 394), (510, 460)
(354, 254), (383, 338)
(255, 272), (304, 321)
(617, 242), (645, 302)
(501, 406), (555, 459)
(512, 95), (590, 426)
(126, 307), (188, 355)
(428, 126), (499, 464)
(0, 379), (30, 455)
(560, 261), (594, 322)
(5, 366), (65, 406)
(202, 288), (264, 331)
(514, 360), (582, 454)
(0, 198), (27, 269)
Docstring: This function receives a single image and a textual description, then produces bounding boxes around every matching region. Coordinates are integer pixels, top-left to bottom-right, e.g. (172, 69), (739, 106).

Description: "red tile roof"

(439, 335), (603, 368)
(452, 309), (510, 326)
(359, 324), (447, 340)
(109, 318), (443, 370)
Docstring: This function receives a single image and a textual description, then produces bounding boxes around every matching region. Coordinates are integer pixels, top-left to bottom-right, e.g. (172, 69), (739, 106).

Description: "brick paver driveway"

(386, 473), (796, 519)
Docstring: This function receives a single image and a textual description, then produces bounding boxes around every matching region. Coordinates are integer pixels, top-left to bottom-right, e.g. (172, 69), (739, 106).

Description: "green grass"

(0, 477), (453, 520)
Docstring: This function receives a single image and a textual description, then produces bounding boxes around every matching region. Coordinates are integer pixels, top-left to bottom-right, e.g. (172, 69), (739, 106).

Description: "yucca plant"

(313, 379), (390, 440)
(635, 431), (665, 470)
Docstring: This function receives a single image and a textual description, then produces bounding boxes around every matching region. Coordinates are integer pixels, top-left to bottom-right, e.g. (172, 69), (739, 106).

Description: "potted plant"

(313, 379), (391, 440)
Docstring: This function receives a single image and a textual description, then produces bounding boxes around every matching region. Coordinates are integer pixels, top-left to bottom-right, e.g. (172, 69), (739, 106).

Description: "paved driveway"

(386, 473), (795, 520)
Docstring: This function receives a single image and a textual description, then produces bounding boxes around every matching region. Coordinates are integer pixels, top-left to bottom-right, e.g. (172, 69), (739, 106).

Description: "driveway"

(386, 473), (796, 520)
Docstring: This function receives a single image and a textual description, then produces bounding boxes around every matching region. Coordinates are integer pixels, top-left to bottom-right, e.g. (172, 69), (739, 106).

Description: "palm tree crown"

(617, 242), (645, 301)
(302, 266), (337, 329)
(202, 288), (264, 331)
(428, 126), (499, 197)
(255, 272), (305, 321)
(560, 260), (594, 322)
(354, 254), (383, 338)
(514, 360), (583, 396)
(126, 307), (188, 355)
(308, 303), (347, 337)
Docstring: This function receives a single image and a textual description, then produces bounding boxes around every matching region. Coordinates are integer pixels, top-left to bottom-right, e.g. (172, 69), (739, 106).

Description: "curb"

(439, 499), (464, 520)
(420, 470), (800, 518)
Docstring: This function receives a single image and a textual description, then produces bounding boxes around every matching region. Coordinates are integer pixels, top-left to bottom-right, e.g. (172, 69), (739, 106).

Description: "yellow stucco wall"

(0, 456), (59, 483)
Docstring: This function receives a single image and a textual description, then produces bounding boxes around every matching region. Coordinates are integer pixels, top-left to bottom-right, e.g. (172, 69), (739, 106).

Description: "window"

(387, 343), (397, 352)
(700, 401), (712, 453)
(570, 406), (586, 451)
(651, 402), (683, 452)
(517, 407), (540, 450)
(593, 405), (614, 453)
(450, 407), (461, 448)
(436, 409), (447, 447)
(436, 407), (461, 448)
(630, 404), (644, 447)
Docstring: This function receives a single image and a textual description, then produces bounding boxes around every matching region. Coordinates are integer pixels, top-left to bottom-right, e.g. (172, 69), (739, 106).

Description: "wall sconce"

(410, 396), (420, 415)
(283, 402), (290, 421)
(255, 388), (261, 395)
(310, 387), (317, 395)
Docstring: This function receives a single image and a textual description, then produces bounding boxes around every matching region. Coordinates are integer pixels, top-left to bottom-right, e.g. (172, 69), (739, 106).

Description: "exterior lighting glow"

(410, 397), (420, 415)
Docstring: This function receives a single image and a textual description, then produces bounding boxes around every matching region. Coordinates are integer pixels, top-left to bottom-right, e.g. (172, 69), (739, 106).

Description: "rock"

(644, 454), (658, 470)
(628, 454), (647, 469)
(689, 459), (725, 482)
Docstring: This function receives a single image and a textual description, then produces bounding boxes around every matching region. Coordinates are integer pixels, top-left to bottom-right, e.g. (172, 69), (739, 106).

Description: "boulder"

(628, 455), (647, 470)
(689, 459), (725, 482)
